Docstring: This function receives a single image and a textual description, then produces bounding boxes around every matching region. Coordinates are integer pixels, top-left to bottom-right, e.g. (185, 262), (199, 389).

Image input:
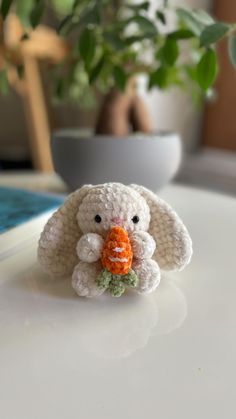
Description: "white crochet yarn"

(132, 259), (161, 295)
(76, 183), (150, 236)
(76, 233), (104, 263)
(130, 184), (192, 271)
(38, 182), (192, 297)
(130, 231), (156, 260)
(72, 261), (104, 297)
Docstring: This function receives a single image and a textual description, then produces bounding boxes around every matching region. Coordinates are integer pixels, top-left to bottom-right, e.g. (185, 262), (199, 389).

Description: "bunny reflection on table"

(38, 183), (192, 297)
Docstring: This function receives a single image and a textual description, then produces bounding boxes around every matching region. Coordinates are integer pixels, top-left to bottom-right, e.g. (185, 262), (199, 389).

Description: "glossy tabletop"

(0, 183), (235, 419)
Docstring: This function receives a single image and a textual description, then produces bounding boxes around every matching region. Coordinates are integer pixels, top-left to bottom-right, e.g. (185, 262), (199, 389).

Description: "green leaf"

(161, 38), (179, 66)
(16, 0), (37, 26)
(167, 66), (182, 86)
(58, 14), (74, 35)
(177, 8), (215, 31)
(200, 22), (230, 47)
(150, 66), (181, 89)
(51, 0), (75, 15)
(58, 2), (101, 35)
(113, 65), (126, 90)
(0, 0), (13, 19)
(168, 29), (194, 40)
(130, 15), (157, 36)
(149, 67), (168, 89)
(79, 27), (96, 68)
(197, 49), (218, 90)
(0, 70), (9, 95)
(79, 4), (100, 26)
(192, 9), (215, 26)
(184, 64), (198, 82)
(177, 7), (215, 29)
(228, 34), (236, 68)
(103, 31), (125, 50)
(30, 0), (44, 28)
(125, 1), (150, 12)
(89, 56), (105, 84)
(72, 0), (80, 12)
(177, 8), (205, 36)
(124, 35), (144, 45)
(156, 10), (166, 25)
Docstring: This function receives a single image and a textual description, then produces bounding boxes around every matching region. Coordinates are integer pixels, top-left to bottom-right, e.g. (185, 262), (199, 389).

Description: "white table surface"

(0, 174), (235, 419)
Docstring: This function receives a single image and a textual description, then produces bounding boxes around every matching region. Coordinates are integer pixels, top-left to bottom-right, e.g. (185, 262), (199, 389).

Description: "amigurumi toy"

(38, 183), (192, 297)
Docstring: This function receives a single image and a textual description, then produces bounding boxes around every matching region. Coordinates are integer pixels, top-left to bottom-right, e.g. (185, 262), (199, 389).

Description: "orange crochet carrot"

(101, 226), (133, 275)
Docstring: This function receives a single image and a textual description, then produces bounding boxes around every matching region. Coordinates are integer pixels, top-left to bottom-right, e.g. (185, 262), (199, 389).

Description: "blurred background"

(0, 0), (235, 196)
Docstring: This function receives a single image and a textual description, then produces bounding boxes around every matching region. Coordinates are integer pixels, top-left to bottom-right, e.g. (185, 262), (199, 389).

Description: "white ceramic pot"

(51, 129), (182, 191)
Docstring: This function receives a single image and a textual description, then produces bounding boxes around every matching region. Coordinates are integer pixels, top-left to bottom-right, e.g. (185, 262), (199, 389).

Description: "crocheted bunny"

(38, 183), (192, 297)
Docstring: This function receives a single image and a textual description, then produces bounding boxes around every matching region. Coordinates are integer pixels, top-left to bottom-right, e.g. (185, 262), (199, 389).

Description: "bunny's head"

(76, 183), (150, 236)
(38, 183), (192, 278)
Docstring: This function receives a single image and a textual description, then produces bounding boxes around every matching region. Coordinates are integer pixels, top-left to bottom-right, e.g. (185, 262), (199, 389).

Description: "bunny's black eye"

(94, 214), (102, 223)
(132, 215), (139, 224)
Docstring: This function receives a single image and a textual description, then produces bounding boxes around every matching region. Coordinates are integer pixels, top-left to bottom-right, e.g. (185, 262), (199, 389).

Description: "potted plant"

(0, 0), (235, 189)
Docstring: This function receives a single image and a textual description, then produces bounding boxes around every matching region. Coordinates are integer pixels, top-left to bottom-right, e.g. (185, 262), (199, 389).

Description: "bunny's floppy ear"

(38, 185), (92, 277)
(130, 185), (192, 271)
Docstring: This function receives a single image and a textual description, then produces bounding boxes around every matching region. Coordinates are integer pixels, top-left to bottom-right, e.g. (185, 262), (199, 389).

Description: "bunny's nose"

(111, 217), (124, 226)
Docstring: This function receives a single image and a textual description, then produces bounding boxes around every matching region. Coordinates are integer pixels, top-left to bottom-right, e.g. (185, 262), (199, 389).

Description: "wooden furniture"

(203, 1), (236, 151)
(5, 15), (68, 172)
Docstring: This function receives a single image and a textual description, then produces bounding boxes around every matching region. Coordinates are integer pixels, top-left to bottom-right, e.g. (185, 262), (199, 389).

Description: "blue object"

(0, 187), (64, 234)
